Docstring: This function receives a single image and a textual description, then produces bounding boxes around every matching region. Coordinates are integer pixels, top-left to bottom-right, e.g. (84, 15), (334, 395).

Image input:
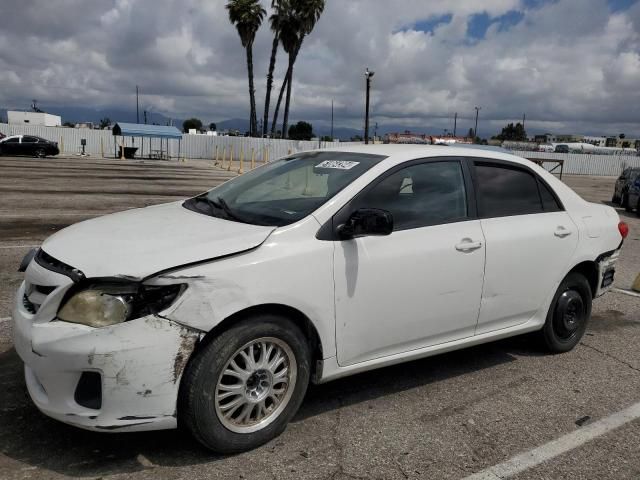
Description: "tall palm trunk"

(281, 40), (302, 139)
(246, 42), (258, 136)
(271, 70), (288, 137)
(263, 35), (279, 137)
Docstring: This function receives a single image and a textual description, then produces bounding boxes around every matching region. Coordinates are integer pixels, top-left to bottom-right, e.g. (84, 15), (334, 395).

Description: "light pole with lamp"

(364, 68), (375, 144)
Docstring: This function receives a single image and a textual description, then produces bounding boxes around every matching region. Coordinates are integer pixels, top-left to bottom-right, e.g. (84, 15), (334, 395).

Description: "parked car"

(626, 174), (640, 216)
(0, 135), (59, 157)
(554, 144), (570, 153)
(612, 167), (640, 210)
(14, 146), (627, 453)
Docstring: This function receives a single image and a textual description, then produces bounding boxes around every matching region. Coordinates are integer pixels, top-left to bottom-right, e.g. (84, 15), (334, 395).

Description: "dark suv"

(612, 167), (640, 211)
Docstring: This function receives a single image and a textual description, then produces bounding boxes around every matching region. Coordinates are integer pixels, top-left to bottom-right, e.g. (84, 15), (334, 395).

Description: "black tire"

(541, 272), (592, 353)
(622, 194), (632, 211)
(35, 148), (46, 158)
(180, 315), (311, 453)
(636, 198), (640, 217)
(612, 193), (620, 204)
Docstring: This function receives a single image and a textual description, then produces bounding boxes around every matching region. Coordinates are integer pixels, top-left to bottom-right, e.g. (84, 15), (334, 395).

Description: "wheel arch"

(189, 303), (324, 381)
(567, 260), (598, 298)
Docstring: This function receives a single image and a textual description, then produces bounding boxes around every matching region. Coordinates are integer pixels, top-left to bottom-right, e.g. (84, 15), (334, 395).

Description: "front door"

(333, 159), (486, 366)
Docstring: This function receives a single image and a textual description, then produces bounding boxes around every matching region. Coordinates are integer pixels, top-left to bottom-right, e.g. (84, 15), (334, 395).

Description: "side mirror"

(337, 208), (393, 239)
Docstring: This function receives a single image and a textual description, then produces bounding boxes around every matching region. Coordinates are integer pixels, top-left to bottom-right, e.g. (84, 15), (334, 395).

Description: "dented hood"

(40, 201), (275, 279)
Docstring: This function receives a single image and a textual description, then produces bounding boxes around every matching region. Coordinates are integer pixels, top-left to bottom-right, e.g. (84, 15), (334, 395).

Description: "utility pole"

(364, 68), (375, 144)
(474, 106), (481, 139)
(144, 110), (147, 125)
(136, 85), (139, 124)
(522, 113), (526, 130)
(453, 112), (458, 137)
(331, 100), (334, 141)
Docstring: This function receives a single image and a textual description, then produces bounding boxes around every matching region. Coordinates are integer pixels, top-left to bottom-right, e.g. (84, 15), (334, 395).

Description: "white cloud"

(0, 0), (638, 137)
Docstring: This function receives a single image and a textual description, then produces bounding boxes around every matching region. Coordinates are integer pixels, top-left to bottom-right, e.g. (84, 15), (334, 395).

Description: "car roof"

(314, 143), (531, 167)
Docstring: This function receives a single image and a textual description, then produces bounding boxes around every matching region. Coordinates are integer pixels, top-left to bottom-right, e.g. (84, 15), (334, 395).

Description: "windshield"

(183, 151), (386, 226)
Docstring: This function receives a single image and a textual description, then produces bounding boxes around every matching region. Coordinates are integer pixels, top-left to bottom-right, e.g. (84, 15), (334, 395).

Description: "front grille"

(22, 294), (37, 314)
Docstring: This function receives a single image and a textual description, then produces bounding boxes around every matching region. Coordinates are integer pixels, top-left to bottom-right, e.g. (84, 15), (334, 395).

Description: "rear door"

(471, 160), (578, 334)
(20, 136), (39, 156)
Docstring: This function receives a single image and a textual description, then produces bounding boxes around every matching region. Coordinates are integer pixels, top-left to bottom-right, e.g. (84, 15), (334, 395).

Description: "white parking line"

(613, 288), (640, 299)
(0, 245), (39, 250)
(463, 401), (640, 479)
(0, 317), (10, 323)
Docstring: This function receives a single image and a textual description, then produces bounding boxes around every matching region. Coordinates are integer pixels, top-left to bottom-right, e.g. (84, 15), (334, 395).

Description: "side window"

(538, 180), (562, 212)
(475, 162), (543, 217)
(5, 137), (19, 143)
(22, 136), (38, 143)
(356, 161), (468, 230)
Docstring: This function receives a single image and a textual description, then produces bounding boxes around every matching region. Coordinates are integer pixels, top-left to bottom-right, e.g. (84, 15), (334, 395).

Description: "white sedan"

(13, 145), (627, 452)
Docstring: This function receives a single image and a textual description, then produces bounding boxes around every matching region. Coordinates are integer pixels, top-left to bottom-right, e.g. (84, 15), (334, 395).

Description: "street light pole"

(453, 112), (457, 137)
(474, 106), (481, 139)
(364, 68), (375, 144)
(136, 85), (139, 124)
(331, 99), (334, 141)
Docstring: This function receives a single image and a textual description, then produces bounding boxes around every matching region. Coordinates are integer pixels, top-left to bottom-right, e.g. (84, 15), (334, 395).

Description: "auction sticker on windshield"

(316, 160), (360, 170)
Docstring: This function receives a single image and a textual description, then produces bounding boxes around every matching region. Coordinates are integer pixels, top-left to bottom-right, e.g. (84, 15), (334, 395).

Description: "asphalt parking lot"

(1, 155), (639, 480)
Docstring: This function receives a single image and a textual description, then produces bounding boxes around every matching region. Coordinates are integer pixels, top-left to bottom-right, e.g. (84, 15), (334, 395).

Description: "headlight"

(57, 283), (185, 328)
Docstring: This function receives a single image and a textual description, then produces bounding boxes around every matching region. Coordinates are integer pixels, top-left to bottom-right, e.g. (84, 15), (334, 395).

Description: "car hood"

(40, 201), (276, 279)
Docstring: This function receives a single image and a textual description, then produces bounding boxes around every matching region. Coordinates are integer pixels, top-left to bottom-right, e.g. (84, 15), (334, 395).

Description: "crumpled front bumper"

(13, 281), (201, 432)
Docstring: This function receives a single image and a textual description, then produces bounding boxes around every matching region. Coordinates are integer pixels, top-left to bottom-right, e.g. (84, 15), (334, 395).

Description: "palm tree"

(270, 0), (324, 138)
(226, 0), (266, 137)
(263, 0), (287, 137)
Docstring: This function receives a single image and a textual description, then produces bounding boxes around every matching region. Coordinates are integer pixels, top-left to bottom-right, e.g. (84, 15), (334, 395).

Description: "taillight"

(618, 221), (629, 239)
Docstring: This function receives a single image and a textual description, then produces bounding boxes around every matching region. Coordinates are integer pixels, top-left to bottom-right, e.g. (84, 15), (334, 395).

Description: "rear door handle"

(554, 226), (572, 238)
(455, 239), (483, 252)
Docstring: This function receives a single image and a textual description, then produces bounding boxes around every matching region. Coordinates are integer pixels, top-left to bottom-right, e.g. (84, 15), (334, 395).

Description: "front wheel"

(180, 315), (311, 453)
(35, 148), (46, 158)
(541, 272), (592, 353)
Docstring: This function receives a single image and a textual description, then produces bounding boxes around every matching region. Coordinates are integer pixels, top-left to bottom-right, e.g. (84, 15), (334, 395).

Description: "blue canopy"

(112, 123), (182, 139)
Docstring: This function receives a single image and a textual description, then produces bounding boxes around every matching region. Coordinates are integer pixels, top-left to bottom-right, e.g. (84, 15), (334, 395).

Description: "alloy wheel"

(214, 337), (297, 434)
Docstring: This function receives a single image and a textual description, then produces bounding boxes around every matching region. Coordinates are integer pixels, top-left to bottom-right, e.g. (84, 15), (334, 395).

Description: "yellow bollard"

(214, 145), (219, 166)
(100, 138), (104, 158)
(288, 149), (292, 155)
(632, 273), (640, 293)
(120, 138), (124, 160)
(238, 147), (244, 174)
(220, 146), (226, 169)
(60, 136), (64, 154)
(227, 145), (234, 171)
(264, 147), (269, 164)
(251, 148), (255, 170)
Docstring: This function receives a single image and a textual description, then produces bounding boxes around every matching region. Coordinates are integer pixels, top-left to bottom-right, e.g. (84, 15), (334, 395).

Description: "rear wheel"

(636, 198), (640, 217)
(612, 193), (620, 204)
(180, 315), (311, 453)
(541, 272), (592, 353)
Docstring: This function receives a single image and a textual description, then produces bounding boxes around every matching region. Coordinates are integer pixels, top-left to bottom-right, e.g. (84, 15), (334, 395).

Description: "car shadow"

(0, 336), (539, 476)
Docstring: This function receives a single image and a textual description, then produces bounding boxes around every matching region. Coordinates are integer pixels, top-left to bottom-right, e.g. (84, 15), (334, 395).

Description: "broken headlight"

(57, 282), (185, 328)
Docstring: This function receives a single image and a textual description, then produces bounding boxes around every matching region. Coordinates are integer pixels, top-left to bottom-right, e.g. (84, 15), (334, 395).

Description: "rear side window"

(539, 180), (562, 212)
(475, 163), (543, 217)
(23, 136), (38, 143)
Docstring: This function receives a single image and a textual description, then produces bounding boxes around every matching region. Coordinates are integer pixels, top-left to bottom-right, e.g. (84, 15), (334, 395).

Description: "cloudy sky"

(1, 0), (639, 137)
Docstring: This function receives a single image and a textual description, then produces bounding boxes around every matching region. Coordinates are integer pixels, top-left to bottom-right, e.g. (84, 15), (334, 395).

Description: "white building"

(7, 111), (61, 127)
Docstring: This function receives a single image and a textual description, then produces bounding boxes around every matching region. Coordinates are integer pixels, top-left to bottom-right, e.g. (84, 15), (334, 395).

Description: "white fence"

(512, 150), (640, 176)
(0, 123), (360, 161)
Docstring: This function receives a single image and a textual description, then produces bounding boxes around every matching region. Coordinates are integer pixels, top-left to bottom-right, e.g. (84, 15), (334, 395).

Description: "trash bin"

(118, 146), (138, 159)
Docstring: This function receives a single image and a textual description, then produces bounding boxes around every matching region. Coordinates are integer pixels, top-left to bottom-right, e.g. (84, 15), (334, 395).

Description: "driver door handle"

(455, 239), (483, 252)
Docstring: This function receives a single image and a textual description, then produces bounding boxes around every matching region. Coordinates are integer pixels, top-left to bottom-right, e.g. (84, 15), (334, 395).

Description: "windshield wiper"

(215, 196), (245, 223)
(193, 194), (247, 223)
